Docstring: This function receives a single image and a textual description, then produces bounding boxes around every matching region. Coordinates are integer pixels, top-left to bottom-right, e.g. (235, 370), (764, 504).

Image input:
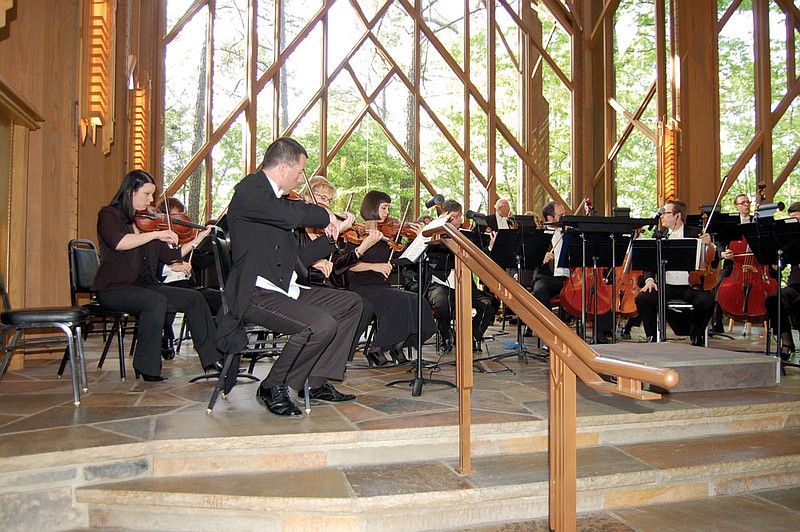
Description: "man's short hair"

(261, 137), (308, 170)
(442, 199), (462, 214)
(788, 201), (800, 214)
(542, 200), (558, 220)
(666, 199), (687, 222)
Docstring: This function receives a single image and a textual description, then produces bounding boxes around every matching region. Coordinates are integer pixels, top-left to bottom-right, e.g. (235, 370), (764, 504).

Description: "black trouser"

(426, 283), (499, 343)
(635, 284), (714, 340)
(97, 283), (221, 376)
(243, 286), (362, 390)
(766, 284), (800, 346)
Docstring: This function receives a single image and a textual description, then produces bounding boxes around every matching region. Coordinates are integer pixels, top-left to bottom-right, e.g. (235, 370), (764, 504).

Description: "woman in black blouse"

(92, 170), (221, 381)
(346, 190), (436, 365)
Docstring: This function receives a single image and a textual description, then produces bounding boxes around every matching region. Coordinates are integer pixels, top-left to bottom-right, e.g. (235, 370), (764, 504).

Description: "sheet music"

(399, 214), (450, 263)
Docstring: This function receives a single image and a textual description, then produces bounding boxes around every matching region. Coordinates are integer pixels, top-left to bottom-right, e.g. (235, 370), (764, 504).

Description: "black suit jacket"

(216, 170), (335, 354)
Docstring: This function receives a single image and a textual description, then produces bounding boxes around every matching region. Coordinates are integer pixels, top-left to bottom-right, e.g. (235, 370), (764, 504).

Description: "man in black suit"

(216, 137), (363, 417)
(634, 199), (714, 346)
(485, 197), (516, 232)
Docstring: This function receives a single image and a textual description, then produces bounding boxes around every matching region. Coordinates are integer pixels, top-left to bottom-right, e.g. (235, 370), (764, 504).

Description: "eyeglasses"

(736, 200), (751, 206)
(315, 193), (334, 203)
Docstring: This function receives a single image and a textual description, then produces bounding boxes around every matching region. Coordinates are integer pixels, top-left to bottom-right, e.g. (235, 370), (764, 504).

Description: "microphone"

(648, 207), (665, 228)
(753, 202), (785, 218)
(425, 194), (444, 209)
(465, 210), (486, 221)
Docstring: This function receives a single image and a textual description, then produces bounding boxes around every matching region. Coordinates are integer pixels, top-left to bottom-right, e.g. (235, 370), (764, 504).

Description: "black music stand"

(631, 237), (701, 341)
(488, 228), (550, 362)
(386, 227), (455, 396)
(741, 218), (800, 367)
(561, 232), (630, 343)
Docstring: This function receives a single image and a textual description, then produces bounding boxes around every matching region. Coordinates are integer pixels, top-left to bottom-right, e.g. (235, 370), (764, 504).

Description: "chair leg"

(175, 317), (188, 354)
(0, 329), (12, 378)
(75, 325), (88, 392)
(303, 379), (311, 414)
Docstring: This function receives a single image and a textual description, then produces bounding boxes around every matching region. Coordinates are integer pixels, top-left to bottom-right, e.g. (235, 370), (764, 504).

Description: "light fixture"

(80, 0), (116, 153)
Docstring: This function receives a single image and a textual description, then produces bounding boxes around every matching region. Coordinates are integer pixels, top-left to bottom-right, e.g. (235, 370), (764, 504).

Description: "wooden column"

(671, 0), (720, 209)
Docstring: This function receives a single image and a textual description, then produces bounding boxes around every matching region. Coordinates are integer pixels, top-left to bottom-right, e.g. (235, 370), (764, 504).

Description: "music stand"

(488, 228), (550, 362)
(386, 218), (456, 396)
(741, 218), (800, 367)
(631, 237), (701, 341)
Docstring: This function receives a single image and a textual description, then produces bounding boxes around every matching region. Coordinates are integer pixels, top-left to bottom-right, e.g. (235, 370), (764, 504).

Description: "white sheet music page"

(399, 213), (450, 263)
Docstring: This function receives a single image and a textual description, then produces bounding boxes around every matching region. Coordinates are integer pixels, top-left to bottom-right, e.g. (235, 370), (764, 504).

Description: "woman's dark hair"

(110, 170), (157, 223)
(360, 190), (392, 221)
(158, 197), (185, 214)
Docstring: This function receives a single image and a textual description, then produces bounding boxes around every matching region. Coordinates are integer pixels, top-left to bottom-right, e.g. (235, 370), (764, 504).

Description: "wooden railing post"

(550, 343), (577, 531)
(454, 255), (475, 474)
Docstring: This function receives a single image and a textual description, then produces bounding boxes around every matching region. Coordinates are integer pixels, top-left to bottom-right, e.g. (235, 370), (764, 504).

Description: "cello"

(560, 199), (613, 321)
(716, 183), (777, 322)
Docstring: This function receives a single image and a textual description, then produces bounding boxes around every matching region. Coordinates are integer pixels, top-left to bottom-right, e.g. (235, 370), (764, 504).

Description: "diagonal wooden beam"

(717, 0), (744, 33)
(163, 0), (206, 46)
(608, 98), (657, 143)
(589, 0), (620, 50)
(774, 143), (800, 192)
(720, 130), (765, 198)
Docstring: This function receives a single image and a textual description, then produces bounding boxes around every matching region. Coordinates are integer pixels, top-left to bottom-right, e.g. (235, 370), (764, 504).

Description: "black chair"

(206, 234), (288, 413)
(665, 299), (708, 347)
(0, 270), (91, 405)
(64, 239), (137, 381)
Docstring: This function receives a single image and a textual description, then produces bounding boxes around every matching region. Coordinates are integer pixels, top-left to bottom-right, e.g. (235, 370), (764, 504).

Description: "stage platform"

(593, 342), (780, 393)
(0, 322), (799, 530)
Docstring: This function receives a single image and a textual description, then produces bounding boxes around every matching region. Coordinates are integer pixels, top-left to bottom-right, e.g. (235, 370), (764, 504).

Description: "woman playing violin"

(92, 170), (222, 381)
(298, 176), (381, 364)
(345, 190), (436, 365)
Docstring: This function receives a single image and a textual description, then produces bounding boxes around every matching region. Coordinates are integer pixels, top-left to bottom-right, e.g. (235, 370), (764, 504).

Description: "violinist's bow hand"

(158, 230), (179, 246)
(336, 212), (355, 232)
(699, 233), (713, 245)
(324, 223), (340, 242)
(543, 251), (555, 264)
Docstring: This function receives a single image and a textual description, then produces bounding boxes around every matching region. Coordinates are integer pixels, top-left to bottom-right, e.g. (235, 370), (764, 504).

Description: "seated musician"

(532, 200), (569, 309)
(486, 197), (515, 231)
(765, 201), (800, 360)
(425, 200), (499, 353)
(345, 190), (437, 366)
(93, 171), (221, 382)
(710, 193), (753, 333)
(216, 137), (364, 417)
(634, 199), (715, 345)
(298, 176), (380, 365)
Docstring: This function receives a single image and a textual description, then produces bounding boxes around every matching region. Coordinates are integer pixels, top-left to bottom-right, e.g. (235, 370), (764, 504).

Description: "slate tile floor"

(2, 322), (800, 531)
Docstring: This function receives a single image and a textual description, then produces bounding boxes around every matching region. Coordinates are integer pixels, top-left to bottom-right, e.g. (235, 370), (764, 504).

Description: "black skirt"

(351, 285), (436, 350)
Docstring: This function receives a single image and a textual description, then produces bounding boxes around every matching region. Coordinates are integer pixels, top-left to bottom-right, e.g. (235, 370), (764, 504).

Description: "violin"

(612, 229), (643, 318)
(377, 217), (418, 240)
(716, 182), (777, 322)
(560, 199), (613, 320)
(341, 222), (404, 252)
(134, 205), (207, 245)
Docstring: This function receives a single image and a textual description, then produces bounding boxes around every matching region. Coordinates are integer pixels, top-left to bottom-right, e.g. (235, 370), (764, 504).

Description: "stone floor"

(2, 321), (800, 531)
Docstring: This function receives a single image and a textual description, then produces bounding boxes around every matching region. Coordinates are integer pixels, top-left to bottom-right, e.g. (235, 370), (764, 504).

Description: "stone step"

(144, 397), (800, 478)
(77, 429), (800, 531)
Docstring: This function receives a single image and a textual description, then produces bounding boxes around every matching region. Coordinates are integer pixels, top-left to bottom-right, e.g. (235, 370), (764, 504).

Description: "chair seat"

(1, 306), (90, 326)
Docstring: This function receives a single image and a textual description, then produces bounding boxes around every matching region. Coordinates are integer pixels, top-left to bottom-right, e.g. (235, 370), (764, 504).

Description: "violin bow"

(388, 201), (412, 262)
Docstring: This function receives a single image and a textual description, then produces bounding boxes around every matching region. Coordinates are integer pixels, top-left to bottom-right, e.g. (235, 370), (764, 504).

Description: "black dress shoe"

(203, 360), (224, 373)
(711, 322), (725, 334)
(472, 339), (483, 352)
(256, 385), (303, 417)
(691, 335), (705, 347)
(298, 382), (356, 403)
(134, 369), (168, 382)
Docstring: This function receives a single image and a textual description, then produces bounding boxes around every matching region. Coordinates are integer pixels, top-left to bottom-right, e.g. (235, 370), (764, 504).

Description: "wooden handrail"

(423, 223), (679, 531)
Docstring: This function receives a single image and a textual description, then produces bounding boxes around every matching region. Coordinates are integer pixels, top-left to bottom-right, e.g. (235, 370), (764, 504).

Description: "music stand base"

(385, 376), (456, 396)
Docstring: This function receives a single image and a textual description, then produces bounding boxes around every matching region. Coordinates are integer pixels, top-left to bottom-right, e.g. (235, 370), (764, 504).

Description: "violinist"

(710, 193), (753, 333)
(486, 197), (515, 231)
(298, 176), (381, 365)
(216, 138), (363, 417)
(425, 200), (499, 353)
(765, 201), (800, 360)
(92, 170), (222, 381)
(345, 190), (437, 365)
(634, 199), (714, 345)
